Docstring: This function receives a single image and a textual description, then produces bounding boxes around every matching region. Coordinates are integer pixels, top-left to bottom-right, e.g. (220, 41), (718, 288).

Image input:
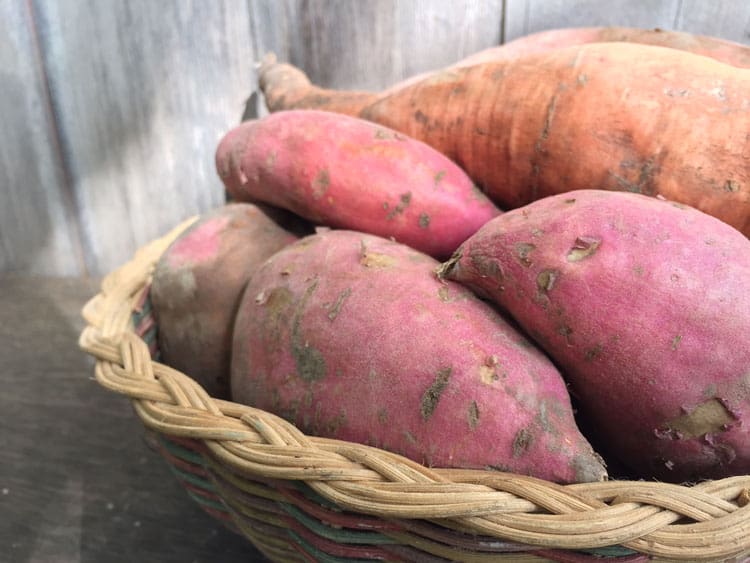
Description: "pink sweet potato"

(438, 189), (750, 481)
(230, 230), (607, 483)
(215, 110), (500, 260)
(151, 203), (308, 399)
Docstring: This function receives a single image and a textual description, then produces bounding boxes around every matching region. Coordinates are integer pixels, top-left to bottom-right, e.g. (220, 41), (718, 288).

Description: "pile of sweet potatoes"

(150, 27), (750, 485)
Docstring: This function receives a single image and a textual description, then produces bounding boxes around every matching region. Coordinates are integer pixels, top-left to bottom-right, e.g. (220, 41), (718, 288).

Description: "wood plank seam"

(27, 0), (89, 277)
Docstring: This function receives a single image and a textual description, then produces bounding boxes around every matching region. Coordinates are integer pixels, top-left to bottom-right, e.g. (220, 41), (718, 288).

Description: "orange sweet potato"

(387, 26), (750, 95)
(259, 43), (750, 236)
(461, 26), (750, 69)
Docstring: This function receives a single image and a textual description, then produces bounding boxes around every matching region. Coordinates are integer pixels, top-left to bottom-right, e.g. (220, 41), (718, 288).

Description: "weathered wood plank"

(0, 275), (262, 561)
(504, 0), (681, 42)
(252, 0), (505, 91)
(34, 1), (257, 275)
(676, 0), (750, 44)
(0, 1), (85, 276)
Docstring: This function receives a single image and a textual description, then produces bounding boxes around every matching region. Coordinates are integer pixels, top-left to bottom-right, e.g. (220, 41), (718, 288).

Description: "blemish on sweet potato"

(725, 179), (741, 192)
(567, 236), (601, 262)
(512, 427), (533, 458)
(470, 251), (504, 278)
(360, 252), (397, 268)
(263, 287), (294, 321)
(479, 364), (499, 385)
(661, 398), (736, 439)
(420, 367), (452, 421)
(515, 242), (536, 267)
(584, 344), (603, 362)
(327, 288), (352, 321)
(437, 286), (451, 303)
(291, 280), (327, 381)
(419, 212), (431, 229)
(403, 430), (418, 445)
(386, 191), (413, 220)
(377, 408), (389, 424)
(671, 335), (682, 350)
(311, 168), (330, 200)
(468, 400), (480, 430)
(557, 324), (574, 345)
(266, 151), (277, 169)
(434, 170), (446, 186)
(536, 269), (559, 293)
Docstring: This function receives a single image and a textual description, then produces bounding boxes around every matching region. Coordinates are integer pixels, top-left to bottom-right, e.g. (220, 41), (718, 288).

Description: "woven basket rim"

(78, 218), (750, 562)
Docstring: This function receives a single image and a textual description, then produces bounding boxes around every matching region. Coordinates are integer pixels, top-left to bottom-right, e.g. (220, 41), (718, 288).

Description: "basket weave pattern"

(78, 220), (750, 562)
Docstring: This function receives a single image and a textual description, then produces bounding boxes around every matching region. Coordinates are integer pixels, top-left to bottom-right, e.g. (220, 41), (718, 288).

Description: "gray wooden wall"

(3, 0), (749, 276)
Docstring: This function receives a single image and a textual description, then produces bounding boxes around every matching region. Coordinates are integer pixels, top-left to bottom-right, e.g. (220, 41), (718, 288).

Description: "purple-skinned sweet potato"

(230, 229), (607, 483)
(438, 189), (750, 482)
(151, 203), (309, 399)
(215, 109), (500, 260)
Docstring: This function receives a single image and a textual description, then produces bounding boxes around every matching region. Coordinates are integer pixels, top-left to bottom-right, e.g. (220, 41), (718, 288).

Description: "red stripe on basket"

(279, 488), (401, 532)
(135, 314), (155, 337)
(182, 482), (221, 501)
(164, 435), (208, 454)
(201, 505), (235, 523)
(283, 516), (389, 560)
(157, 446), (209, 477)
(531, 550), (650, 563)
(288, 540), (320, 563)
(379, 544), (451, 563)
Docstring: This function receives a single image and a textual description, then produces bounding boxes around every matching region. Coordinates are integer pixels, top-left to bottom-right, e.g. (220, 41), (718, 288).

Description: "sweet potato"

(259, 43), (750, 236)
(230, 230), (606, 483)
(461, 26), (750, 69)
(438, 189), (750, 482)
(150, 203), (307, 399)
(387, 26), (750, 95)
(216, 110), (500, 260)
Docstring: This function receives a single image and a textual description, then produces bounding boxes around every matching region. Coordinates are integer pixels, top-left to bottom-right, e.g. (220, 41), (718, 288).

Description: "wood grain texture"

(252, 0), (505, 91)
(0, 1), (85, 276)
(676, 0), (750, 44)
(0, 275), (263, 562)
(504, 0), (681, 41)
(33, 1), (257, 275)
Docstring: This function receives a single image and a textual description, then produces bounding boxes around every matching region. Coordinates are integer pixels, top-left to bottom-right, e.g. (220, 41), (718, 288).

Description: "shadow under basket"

(79, 219), (750, 563)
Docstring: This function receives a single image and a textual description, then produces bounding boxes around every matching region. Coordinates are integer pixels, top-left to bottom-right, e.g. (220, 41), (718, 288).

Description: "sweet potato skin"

(231, 230), (606, 483)
(150, 203), (305, 398)
(386, 26), (750, 96)
(460, 26), (750, 69)
(260, 43), (750, 236)
(439, 190), (750, 481)
(216, 110), (500, 260)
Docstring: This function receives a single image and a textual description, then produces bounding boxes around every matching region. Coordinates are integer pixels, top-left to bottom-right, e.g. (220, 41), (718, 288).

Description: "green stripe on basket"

(279, 503), (395, 545)
(170, 465), (218, 492)
(579, 546), (639, 557)
(141, 328), (156, 345)
(159, 437), (206, 466)
(287, 531), (367, 563)
(294, 481), (344, 510)
(186, 490), (230, 513)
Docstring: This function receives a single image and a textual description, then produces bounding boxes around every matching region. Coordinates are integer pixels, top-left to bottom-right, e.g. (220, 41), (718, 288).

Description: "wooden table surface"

(0, 276), (265, 562)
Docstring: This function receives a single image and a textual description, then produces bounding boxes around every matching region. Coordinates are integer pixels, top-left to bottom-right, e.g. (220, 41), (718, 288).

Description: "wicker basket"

(79, 219), (750, 563)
